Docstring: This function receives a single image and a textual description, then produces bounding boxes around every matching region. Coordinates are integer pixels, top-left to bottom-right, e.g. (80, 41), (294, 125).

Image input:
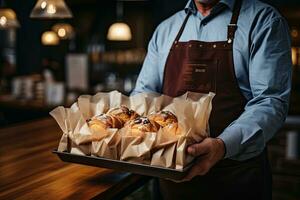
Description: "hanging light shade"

(107, 22), (132, 41)
(41, 31), (59, 45)
(0, 8), (20, 29)
(30, 0), (73, 19)
(52, 23), (74, 39)
(107, 1), (132, 41)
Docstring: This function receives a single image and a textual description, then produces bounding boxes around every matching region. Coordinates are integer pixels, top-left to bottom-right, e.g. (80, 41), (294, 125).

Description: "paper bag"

(91, 129), (121, 160)
(51, 90), (215, 169)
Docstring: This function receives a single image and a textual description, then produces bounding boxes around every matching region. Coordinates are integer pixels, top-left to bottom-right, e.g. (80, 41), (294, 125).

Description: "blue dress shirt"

(132, 0), (292, 161)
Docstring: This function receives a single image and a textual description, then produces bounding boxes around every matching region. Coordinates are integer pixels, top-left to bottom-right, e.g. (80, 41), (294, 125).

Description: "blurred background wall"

(0, 0), (299, 123)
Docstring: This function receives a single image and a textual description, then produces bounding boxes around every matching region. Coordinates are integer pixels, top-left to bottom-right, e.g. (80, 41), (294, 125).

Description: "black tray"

(53, 150), (193, 180)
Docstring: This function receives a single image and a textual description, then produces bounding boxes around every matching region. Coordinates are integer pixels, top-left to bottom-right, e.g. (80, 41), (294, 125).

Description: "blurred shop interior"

(0, 0), (299, 125)
(0, 0), (300, 198)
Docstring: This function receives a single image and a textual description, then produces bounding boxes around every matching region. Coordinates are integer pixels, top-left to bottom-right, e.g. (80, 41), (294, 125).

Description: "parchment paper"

(50, 90), (214, 169)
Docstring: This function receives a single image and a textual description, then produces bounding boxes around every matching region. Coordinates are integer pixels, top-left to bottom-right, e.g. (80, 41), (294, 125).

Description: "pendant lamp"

(52, 23), (74, 39)
(41, 31), (59, 45)
(0, 8), (19, 29)
(107, 22), (132, 41)
(0, 0), (20, 29)
(30, 0), (72, 19)
(107, 1), (132, 41)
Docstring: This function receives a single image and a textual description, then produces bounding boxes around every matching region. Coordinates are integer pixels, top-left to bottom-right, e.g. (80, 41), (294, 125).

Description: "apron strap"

(173, 0), (243, 45)
(173, 10), (192, 44)
(227, 0), (243, 43)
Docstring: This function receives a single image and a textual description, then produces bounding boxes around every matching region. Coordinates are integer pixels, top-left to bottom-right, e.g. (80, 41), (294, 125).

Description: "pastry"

(107, 105), (140, 123)
(163, 122), (179, 135)
(125, 117), (160, 136)
(87, 113), (123, 133)
(148, 111), (177, 127)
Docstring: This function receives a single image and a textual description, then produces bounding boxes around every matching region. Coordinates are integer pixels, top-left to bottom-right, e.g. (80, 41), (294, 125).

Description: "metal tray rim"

(52, 149), (193, 173)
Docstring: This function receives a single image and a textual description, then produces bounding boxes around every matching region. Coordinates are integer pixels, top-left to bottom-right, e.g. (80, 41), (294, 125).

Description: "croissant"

(87, 113), (123, 133)
(107, 105), (140, 123)
(148, 111), (177, 127)
(125, 117), (160, 136)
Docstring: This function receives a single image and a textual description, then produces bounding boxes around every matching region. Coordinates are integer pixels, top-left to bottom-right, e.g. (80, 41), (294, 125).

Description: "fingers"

(187, 138), (211, 157)
(170, 138), (220, 182)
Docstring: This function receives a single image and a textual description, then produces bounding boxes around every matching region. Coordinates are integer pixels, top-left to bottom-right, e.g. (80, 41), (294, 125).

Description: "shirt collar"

(184, 0), (236, 14)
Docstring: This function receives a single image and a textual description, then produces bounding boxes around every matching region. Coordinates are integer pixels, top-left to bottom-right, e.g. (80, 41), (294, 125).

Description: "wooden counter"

(0, 118), (149, 200)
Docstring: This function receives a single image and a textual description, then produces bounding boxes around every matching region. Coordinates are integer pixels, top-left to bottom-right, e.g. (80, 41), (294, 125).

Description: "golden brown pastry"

(107, 105), (140, 123)
(163, 123), (179, 135)
(125, 117), (160, 136)
(148, 111), (177, 127)
(87, 114), (123, 133)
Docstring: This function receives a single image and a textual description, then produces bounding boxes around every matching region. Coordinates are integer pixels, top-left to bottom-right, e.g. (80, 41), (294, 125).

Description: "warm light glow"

(41, 31), (59, 45)
(0, 9), (20, 29)
(30, 0), (73, 19)
(0, 16), (7, 26)
(291, 29), (299, 39)
(46, 4), (56, 14)
(58, 28), (66, 37)
(292, 47), (298, 66)
(107, 22), (132, 41)
(52, 23), (74, 39)
(40, 1), (47, 9)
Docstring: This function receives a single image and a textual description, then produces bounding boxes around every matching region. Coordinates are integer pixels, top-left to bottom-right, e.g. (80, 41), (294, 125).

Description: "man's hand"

(183, 138), (225, 181)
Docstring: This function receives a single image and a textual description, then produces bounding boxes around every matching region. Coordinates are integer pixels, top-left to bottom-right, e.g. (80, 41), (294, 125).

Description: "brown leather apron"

(159, 1), (272, 199)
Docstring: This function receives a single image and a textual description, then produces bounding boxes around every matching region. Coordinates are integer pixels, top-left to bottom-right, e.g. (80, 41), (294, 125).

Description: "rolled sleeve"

(218, 17), (292, 160)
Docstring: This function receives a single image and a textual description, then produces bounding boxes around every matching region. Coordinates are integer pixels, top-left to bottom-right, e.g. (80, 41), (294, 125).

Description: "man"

(132, 0), (292, 199)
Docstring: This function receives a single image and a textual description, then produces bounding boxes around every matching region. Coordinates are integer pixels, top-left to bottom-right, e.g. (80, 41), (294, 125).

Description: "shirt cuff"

(217, 126), (242, 159)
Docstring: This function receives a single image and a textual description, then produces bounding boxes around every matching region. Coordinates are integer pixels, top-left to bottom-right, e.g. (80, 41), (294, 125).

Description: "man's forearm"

(218, 96), (289, 161)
